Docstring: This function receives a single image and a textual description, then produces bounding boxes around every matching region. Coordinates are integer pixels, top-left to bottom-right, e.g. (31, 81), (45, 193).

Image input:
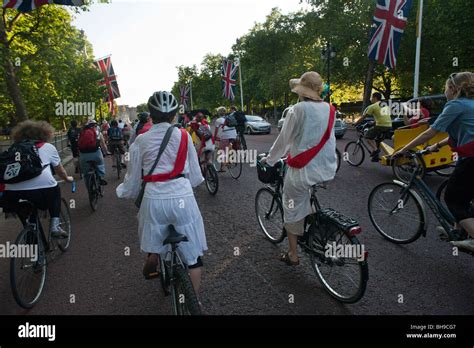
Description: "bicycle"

(336, 148), (341, 173)
(9, 186), (73, 308)
(158, 225), (202, 315)
(255, 157), (369, 303)
(237, 131), (247, 151)
(227, 139), (243, 180)
(344, 122), (392, 167)
(368, 149), (473, 255)
(85, 160), (104, 211)
(110, 144), (122, 180)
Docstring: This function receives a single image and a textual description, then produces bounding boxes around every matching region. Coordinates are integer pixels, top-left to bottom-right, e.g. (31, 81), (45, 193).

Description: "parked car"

(245, 115), (271, 134)
(334, 118), (347, 139)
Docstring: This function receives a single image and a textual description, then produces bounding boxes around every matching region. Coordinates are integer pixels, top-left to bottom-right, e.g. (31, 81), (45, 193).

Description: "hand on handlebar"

(66, 176), (74, 183)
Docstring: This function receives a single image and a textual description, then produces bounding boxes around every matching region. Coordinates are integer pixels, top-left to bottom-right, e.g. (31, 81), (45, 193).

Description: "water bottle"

(72, 181), (77, 193)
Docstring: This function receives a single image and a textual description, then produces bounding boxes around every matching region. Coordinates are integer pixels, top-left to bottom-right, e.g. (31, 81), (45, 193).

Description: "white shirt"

(118, 122), (125, 129)
(215, 117), (237, 139)
(6, 143), (60, 191)
(116, 123), (204, 200)
(267, 101), (337, 183)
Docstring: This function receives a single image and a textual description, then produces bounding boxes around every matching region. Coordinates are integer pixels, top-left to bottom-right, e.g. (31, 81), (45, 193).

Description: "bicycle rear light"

(348, 226), (362, 237)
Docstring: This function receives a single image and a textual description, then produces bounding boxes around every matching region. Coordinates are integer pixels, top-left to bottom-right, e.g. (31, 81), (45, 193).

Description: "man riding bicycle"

(107, 120), (127, 168)
(356, 92), (392, 162)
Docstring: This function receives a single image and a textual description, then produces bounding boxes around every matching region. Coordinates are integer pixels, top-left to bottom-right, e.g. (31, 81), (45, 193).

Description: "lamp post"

(235, 38), (244, 111)
(321, 42), (336, 102)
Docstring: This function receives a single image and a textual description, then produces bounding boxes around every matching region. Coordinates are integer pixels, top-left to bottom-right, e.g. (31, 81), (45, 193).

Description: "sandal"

(280, 252), (299, 266)
(142, 254), (160, 280)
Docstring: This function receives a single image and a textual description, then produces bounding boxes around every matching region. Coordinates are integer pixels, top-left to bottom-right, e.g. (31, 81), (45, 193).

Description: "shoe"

(51, 227), (69, 239)
(451, 239), (474, 253)
(99, 179), (108, 186)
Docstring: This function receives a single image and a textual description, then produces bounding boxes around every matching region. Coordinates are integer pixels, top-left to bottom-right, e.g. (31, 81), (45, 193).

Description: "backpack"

(0, 140), (47, 184)
(78, 126), (99, 153)
(224, 113), (238, 127)
(109, 127), (123, 141)
(196, 124), (212, 141)
(234, 111), (247, 126)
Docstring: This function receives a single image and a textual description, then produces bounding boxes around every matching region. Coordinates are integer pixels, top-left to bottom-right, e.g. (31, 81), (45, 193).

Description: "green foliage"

(0, 5), (104, 128)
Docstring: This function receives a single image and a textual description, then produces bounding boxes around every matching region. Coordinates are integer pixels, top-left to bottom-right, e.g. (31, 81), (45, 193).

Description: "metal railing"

(0, 131), (70, 157)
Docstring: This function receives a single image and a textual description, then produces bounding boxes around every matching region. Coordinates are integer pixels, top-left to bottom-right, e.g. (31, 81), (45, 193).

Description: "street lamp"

(321, 42), (336, 102)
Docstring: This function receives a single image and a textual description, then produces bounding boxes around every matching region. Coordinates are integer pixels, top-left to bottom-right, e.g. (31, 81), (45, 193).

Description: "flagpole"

(189, 80), (194, 110)
(413, 0), (423, 98)
(237, 59), (244, 111)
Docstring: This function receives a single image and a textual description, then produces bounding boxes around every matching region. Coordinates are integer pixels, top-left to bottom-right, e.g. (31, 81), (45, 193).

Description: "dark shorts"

(365, 126), (392, 140)
(108, 141), (125, 155)
(188, 256), (203, 269)
(445, 158), (474, 221)
(4, 186), (61, 218)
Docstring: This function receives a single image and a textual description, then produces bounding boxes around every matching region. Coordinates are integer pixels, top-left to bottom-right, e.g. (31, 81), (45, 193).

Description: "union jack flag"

(221, 59), (238, 101)
(180, 85), (190, 111)
(2, 0), (83, 12)
(368, 0), (413, 69)
(94, 56), (121, 115)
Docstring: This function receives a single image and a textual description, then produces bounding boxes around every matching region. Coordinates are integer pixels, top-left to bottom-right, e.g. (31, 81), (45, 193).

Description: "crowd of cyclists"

(0, 70), (473, 310)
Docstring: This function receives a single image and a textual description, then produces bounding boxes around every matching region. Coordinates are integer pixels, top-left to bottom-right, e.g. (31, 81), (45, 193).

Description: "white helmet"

(148, 91), (178, 114)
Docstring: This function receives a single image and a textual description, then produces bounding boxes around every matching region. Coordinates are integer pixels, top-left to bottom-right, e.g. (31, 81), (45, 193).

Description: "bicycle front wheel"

(368, 183), (425, 244)
(115, 153), (121, 180)
(344, 141), (365, 167)
(228, 161), (242, 179)
(172, 265), (202, 315)
(308, 223), (368, 304)
(336, 148), (342, 173)
(255, 187), (286, 243)
(205, 164), (219, 195)
(10, 228), (47, 309)
(57, 198), (72, 252)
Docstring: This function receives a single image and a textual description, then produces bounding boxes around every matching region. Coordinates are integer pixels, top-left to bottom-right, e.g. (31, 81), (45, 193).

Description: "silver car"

(245, 115), (271, 134)
(334, 118), (347, 139)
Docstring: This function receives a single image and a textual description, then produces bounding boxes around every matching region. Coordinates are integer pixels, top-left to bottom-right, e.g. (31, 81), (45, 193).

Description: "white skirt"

(138, 195), (208, 266)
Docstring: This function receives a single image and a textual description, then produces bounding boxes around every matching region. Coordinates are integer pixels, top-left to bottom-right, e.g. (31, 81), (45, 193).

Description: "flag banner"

(221, 59), (238, 101)
(2, 0), (84, 12)
(180, 85), (190, 111)
(368, 0), (413, 69)
(94, 56), (120, 115)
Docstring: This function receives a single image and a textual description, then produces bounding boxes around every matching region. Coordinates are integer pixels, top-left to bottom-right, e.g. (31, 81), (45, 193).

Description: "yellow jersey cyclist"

(356, 92), (392, 162)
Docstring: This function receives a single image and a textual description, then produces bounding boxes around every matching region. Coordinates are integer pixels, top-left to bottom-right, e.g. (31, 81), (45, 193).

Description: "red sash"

(286, 104), (336, 169)
(450, 139), (474, 158)
(143, 129), (188, 182)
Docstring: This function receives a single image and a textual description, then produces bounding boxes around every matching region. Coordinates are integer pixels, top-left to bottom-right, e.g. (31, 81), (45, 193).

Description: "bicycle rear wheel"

(308, 222), (368, 303)
(336, 148), (341, 173)
(368, 182), (425, 244)
(392, 153), (426, 183)
(10, 228), (47, 309)
(115, 153), (121, 179)
(205, 164), (219, 195)
(344, 141), (365, 167)
(434, 164), (455, 177)
(88, 175), (99, 212)
(255, 187), (286, 243)
(172, 265), (202, 315)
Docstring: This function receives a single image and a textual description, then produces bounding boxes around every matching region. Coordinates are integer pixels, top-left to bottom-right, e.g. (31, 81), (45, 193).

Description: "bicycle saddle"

(163, 225), (188, 245)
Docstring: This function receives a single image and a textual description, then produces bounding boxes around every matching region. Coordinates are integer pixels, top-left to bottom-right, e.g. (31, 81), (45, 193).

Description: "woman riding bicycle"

(4, 121), (74, 238)
(261, 71), (337, 266)
(116, 91), (207, 298)
(394, 72), (474, 252)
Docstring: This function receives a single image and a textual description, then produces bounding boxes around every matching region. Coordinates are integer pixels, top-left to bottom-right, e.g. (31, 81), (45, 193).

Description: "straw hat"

(289, 72), (323, 101)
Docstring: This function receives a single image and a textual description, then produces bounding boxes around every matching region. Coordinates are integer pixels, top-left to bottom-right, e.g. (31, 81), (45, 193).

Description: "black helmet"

(137, 112), (149, 123)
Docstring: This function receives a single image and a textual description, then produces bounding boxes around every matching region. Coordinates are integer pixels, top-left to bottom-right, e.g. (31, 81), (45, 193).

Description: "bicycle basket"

(256, 154), (284, 184)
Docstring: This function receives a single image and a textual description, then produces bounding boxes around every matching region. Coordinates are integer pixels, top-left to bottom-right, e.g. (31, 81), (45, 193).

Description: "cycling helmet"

(137, 112), (149, 123)
(148, 91), (179, 114)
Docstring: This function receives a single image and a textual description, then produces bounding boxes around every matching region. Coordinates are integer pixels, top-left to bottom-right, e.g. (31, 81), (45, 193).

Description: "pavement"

(0, 129), (473, 315)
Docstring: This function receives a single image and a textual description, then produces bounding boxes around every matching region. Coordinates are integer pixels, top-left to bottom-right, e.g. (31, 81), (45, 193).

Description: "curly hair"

(447, 72), (474, 99)
(11, 120), (55, 143)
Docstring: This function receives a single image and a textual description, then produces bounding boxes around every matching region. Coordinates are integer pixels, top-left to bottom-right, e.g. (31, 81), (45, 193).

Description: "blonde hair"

(446, 71), (474, 99)
(216, 106), (226, 115)
(11, 120), (55, 143)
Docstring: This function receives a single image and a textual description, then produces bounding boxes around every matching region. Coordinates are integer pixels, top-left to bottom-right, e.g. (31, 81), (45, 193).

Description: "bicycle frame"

(20, 207), (50, 253)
